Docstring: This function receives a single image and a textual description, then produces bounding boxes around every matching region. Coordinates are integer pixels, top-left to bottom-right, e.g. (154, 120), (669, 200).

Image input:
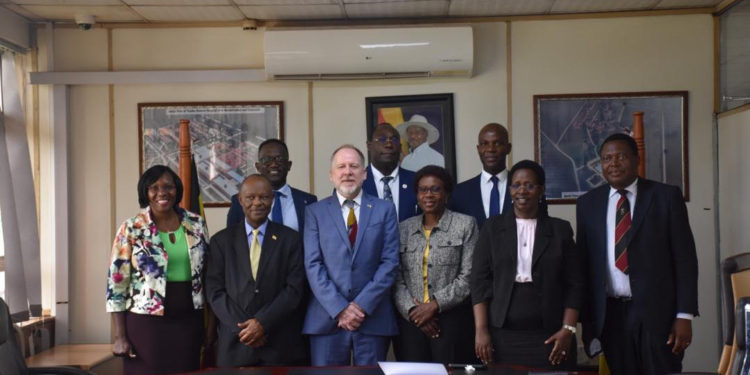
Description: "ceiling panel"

(132, 5), (244, 21)
(11, 0), (122, 4)
(234, 0), (335, 4)
(20, 4), (143, 21)
(239, 4), (342, 19)
(449, 0), (554, 16)
(551, 0), (660, 13)
(1, 3), (42, 18)
(343, 0), (415, 3)
(654, 0), (722, 8)
(125, 0), (231, 5)
(345, 0), (448, 18)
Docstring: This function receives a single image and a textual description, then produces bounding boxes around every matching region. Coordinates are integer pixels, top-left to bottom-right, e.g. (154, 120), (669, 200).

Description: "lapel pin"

(402, 184), (407, 189)
(367, 204), (373, 208)
(272, 235), (277, 240)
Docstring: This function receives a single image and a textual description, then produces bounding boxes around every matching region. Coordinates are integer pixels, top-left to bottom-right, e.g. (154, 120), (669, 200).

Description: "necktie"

(249, 229), (261, 279)
(381, 176), (394, 202)
(489, 175), (500, 217)
(271, 190), (284, 224)
(345, 200), (358, 247)
(614, 190), (631, 274)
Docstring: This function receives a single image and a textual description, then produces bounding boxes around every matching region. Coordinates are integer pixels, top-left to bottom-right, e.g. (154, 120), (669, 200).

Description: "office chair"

(0, 297), (92, 375)
(731, 296), (750, 375)
(720, 253), (750, 375)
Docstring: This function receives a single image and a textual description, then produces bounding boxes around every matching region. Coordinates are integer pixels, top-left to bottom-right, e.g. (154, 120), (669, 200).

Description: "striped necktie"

(614, 189), (631, 274)
(381, 176), (394, 202)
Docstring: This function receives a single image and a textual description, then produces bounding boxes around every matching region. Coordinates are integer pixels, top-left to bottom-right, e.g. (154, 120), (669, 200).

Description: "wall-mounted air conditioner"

(264, 26), (473, 80)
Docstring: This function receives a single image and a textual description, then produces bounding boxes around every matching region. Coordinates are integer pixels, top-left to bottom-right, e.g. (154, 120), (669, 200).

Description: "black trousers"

(393, 302), (475, 364)
(601, 298), (683, 375)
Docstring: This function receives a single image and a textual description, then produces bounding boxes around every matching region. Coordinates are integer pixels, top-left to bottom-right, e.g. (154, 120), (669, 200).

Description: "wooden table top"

(25, 343), (114, 370)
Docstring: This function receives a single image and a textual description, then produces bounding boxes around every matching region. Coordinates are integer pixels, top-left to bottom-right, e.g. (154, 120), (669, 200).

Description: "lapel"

(502, 184), (513, 214)
(397, 168), (411, 217)
(326, 194), (352, 250)
(256, 222), (280, 285)
(231, 222), (254, 284)
(591, 185), (611, 268)
(353, 193), (375, 259)
(363, 166), (377, 195)
(469, 174), (485, 218)
(621, 178), (652, 251)
(500, 213), (518, 268)
(290, 188), (305, 231)
(531, 215), (553, 269)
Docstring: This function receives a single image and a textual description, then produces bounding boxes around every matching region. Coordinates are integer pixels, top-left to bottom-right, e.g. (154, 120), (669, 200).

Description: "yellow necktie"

(250, 229), (261, 279)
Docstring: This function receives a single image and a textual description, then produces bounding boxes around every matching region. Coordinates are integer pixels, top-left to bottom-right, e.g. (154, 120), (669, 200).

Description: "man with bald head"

(303, 145), (399, 366)
(207, 174), (309, 366)
(449, 123), (513, 229)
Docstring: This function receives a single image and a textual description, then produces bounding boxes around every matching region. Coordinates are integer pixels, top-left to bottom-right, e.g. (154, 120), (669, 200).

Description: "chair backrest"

(720, 254), (750, 375)
(0, 297), (29, 375)
(731, 296), (750, 375)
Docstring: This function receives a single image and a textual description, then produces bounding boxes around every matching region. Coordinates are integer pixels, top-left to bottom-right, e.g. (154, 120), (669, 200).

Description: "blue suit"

(226, 187), (317, 231)
(303, 192), (399, 365)
(362, 166), (420, 222)
(449, 174), (512, 229)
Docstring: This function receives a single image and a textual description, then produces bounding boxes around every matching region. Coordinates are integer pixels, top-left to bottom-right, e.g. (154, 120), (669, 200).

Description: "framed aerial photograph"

(533, 91), (689, 204)
(138, 101), (284, 207)
(365, 93), (456, 180)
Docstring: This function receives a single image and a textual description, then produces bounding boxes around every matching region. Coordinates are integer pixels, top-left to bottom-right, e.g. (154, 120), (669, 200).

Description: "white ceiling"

(0, 0), (724, 24)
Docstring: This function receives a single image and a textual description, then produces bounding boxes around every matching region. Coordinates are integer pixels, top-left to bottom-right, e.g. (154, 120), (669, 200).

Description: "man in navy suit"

(449, 123), (512, 228)
(303, 145), (399, 366)
(363, 123), (419, 222)
(227, 139), (317, 231)
(577, 134), (698, 375)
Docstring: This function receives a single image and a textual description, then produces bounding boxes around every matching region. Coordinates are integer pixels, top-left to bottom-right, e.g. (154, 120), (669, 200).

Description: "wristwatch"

(562, 324), (577, 334)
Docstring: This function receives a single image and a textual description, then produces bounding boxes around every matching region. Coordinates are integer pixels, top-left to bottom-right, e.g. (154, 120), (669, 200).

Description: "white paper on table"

(378, 361), (448, 375)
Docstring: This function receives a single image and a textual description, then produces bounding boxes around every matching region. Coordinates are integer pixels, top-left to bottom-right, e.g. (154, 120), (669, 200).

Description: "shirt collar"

(481, 169), (508, 184)
(608, 178), (639, 198)
(336, 189), (363, 207)
(245, 218), (269, 236)
(276, 183), (292, 196)
(370, 165), (398, 182)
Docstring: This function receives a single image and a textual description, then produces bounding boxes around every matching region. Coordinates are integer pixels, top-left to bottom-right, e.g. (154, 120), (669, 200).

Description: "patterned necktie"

(345, 200), (358, 247)
(489, 175), (500, 217)
(614, 189), (631, 274)
(271, 190), (284, 224)
(381, 176), (394, 202)
(249, 229), (261, 279)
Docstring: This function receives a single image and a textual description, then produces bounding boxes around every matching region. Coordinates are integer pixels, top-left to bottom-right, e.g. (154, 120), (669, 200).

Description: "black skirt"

(124, 282), (203, 375)
(492, 282), (576, 370)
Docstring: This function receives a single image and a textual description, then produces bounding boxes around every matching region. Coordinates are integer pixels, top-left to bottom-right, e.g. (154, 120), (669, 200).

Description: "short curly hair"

(137, 165), (183, 210)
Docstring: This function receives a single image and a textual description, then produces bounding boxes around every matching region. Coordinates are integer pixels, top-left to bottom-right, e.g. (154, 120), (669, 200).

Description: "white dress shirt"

(369, 166), (400, 220)
(480, 169), (508, 218)
(515, 218), (536, 282)
(270, 184), (299, 231)
(336, 190), (362, 226)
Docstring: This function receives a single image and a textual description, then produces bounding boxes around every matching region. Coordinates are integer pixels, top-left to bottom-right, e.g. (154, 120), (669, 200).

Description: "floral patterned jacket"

(106, 207), (209, 315)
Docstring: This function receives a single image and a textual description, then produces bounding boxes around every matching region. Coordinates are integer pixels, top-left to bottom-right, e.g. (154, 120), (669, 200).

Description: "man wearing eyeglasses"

(363, 123), (419, 222)
(227, 139), (317, 232)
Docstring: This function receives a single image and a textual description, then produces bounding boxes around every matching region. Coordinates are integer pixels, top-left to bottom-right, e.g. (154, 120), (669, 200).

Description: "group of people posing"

(106, 122), (699, 375)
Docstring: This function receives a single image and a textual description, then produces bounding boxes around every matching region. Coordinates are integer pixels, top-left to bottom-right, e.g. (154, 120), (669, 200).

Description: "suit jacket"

(302, 192), (400, 336)
(576, 178), (699, 348)
(470, 211), (584, 333)
(449, 173), (512, 229)
(226, 187), (317, 231)
(394, 209), (478, 320)
(206, 221), (308, 366)
(362, 166), (420, 222)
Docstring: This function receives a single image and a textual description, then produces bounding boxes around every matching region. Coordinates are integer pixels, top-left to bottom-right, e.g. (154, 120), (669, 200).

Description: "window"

(719, 0), (750, 112)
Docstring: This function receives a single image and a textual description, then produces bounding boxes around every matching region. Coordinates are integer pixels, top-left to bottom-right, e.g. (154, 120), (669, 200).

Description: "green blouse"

(158, 225), (191, 282)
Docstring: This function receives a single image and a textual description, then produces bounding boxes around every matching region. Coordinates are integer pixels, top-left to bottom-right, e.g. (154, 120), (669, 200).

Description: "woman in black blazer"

(471, 160), (584, 369)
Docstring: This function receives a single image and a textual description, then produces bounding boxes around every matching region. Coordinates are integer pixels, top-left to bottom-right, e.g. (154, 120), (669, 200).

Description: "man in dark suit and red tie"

(226, 139), (317, 231)
(576, 133), (699, 375)
(450, 123), (513, 228)
(207, 174), (309, 366)
(363, 122), (419, 222)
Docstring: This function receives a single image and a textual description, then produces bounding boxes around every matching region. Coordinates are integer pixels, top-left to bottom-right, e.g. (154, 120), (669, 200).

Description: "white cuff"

(676, 313), (694, 320)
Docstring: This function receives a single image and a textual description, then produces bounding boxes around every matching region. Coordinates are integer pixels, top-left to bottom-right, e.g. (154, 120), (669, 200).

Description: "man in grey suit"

(207, 175), (308, 366)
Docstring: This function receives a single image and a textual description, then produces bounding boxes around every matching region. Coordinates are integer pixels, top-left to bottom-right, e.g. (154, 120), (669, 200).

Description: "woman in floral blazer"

(106, 165), (209, 375)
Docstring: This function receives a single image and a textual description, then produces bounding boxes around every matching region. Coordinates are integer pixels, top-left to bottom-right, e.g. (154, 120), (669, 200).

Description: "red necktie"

(614, 190), (631, 274)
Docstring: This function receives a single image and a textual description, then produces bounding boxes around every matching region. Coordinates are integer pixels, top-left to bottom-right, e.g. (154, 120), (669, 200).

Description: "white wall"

(511, 15), (716, 371)
(37, 15), (718, 371)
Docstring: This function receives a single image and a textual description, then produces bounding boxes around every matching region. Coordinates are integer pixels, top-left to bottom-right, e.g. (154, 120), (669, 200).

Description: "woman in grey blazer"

(393, 165), (479, 363)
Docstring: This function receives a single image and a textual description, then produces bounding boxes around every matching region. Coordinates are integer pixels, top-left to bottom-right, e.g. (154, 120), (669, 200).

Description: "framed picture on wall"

(365, 93), (456, 180)
(533, 91), (689, 204)
(138, 101), (284, 207)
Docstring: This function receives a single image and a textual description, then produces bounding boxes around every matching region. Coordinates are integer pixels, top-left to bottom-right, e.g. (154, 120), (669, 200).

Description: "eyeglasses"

(417, 186), (443, 194)
(148, 184), (176, 194)
(259, 155), (288, 165)
(509, 183), (539, 191)
(601, 153), (629, 164)
(373, 136), (400, 145)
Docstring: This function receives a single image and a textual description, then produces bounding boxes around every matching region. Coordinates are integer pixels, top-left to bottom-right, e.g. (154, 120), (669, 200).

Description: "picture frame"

(138, 101), (284, 207)
(533, 91), (689, 204)
(365, 93), (456, 180)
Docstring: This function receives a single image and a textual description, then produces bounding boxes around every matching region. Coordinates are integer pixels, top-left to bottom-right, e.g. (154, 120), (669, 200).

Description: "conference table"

(189, 365), (597, 375)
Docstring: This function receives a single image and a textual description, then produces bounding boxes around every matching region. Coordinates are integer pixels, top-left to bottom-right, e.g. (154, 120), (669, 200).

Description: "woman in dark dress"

(471, 160), (584, 369)
(106, 165), (209, 375)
